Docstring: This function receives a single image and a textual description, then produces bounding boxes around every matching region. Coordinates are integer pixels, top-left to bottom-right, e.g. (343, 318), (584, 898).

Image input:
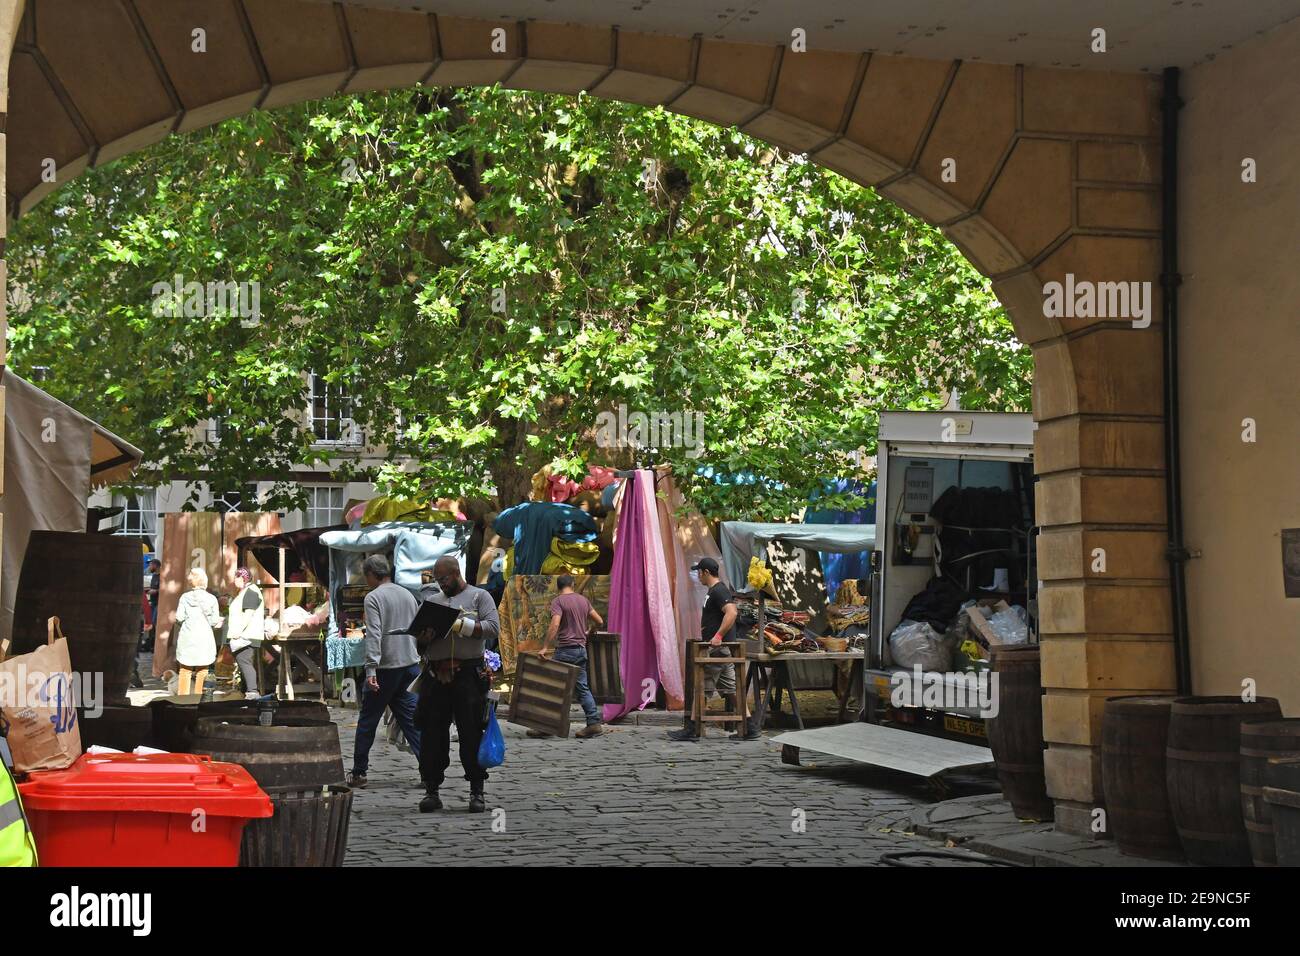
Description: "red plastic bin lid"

(18, 753), (274, 818)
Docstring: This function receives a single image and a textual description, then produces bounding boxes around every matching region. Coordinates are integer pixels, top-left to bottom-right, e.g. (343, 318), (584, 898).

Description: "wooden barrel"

(985, 643), (1053, 820)
(189, 715), (344, 789)
(1101, 695), (1183, 860)
(239, 785), (354, 867)
(1166, 696), (1282, 866)
(1264, 757), (1300, 867)
(1240, 719), (1300, 866)
(10, 532), (143, 703)
(77, 703), (155, 752)
(152, 697), (330, 753)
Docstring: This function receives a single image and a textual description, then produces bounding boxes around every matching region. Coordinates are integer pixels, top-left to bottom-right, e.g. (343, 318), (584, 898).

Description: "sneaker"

(346, 773), (368, 789)
(418, 791), (442, 813)
(575, 724), (604, 738)
(666, 726), (699, 742)
(729, 726), (763, 741)
(468, 791), (486, 813)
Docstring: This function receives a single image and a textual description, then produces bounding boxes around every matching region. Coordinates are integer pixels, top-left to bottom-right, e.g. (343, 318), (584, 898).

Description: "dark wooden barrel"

(1240, 719), (1300, 866)
(10, 532), (143, 703)
(1101, 695), (1183, 860)
(189, 715), (344, 789)
(1264, 757), (1300, 867)
(1166, 696), (1282, 866)
(77, 703), (155, 752)
(985, 643), (1053, 820)
(152, 697), (330, 753)
(239, 785), (354, 867)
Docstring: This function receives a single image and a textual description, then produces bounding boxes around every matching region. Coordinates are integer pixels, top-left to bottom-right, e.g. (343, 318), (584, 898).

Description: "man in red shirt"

(543, 575), (606, 738)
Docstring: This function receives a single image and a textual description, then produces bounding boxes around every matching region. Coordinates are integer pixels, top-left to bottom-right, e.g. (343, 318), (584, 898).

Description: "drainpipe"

(1161, 67), (1193, 695)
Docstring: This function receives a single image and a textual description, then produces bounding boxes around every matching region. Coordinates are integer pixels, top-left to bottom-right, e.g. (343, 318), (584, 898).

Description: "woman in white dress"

(175, 567), (222, 696)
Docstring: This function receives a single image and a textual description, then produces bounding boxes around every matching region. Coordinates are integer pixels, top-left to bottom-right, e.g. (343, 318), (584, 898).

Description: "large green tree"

(7, 86), (1030, 518)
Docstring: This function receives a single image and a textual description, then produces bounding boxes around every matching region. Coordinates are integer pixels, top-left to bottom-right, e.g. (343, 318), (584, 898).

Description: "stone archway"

(0, 0), (1175, 833)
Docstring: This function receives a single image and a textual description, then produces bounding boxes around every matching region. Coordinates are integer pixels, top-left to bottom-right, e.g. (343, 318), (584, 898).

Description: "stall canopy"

(0, 370), (143, 648)
(719, 521), (877, 594)
(235, 524), (347, 585)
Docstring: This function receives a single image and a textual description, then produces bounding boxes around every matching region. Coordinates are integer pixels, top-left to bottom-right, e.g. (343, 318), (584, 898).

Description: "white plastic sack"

(888, 619), (952, 671)
(987, 605), (1029, 645)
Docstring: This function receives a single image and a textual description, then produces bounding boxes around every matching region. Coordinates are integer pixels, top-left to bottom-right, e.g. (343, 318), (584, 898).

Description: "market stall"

(719, 519), (877, 730)
(317, 521), (471, 694)
(234, 526), (342, 699)
(0, 369), (143, 656)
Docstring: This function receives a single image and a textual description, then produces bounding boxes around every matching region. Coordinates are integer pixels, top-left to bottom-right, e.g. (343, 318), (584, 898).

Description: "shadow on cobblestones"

(332, 706), (999, 866)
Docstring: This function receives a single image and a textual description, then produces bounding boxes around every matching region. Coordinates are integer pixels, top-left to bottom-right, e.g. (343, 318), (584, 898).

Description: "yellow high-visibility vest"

(0, 756), (38, 867)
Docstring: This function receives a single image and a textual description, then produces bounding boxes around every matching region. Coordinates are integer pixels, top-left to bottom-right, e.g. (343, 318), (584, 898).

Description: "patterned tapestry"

(498, 574), (611, 674)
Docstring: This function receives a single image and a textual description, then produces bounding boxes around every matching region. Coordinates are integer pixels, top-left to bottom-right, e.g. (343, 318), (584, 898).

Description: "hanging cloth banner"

(602, 471), (683, 720)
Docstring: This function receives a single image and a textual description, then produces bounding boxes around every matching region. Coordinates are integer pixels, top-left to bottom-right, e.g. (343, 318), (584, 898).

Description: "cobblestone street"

(334, 707), (1000, 866)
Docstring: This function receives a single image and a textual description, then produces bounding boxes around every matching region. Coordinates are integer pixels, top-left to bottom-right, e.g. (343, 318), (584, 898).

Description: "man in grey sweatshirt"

(348, 554), (422, 788)
(415, 555), (500, 813)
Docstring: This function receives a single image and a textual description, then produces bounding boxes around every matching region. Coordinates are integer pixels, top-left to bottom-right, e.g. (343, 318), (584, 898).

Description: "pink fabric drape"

(602, 471), (683, 721)
(658, 472), (727, 708)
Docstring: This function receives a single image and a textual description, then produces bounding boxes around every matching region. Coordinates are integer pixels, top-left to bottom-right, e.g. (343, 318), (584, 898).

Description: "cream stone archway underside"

(0, 0), (1173, 834)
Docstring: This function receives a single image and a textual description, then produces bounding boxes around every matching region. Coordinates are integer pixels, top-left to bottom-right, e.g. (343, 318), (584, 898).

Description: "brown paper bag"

(0, 617), (84, 772)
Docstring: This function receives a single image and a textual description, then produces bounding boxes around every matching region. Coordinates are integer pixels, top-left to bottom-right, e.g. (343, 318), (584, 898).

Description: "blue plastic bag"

(477, 701), (506, 769)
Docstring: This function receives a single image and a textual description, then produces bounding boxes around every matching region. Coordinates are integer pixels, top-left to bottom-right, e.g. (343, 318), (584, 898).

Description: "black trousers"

(417, 663), (490, 790)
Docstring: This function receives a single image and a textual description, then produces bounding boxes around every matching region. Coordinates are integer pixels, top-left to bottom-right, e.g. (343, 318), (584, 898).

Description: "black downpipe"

(1161, 67), (1192, 695)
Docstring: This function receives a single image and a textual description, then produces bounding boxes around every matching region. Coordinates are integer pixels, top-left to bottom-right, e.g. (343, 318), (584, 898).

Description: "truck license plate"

(944, 716), (986, 738)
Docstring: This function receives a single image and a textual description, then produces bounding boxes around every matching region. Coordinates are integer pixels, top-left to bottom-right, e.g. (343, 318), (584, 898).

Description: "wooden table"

(745, 650), (865, 731)
(256, 635), (326, 701)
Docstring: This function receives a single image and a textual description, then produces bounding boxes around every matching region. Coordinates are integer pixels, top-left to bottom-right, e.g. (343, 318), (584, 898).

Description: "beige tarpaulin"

(152, 511), (283, 677)
(0, 370), (143, 656)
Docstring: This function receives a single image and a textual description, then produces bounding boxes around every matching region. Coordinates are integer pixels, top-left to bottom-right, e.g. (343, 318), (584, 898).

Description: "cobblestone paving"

(334, 707), (997, 866)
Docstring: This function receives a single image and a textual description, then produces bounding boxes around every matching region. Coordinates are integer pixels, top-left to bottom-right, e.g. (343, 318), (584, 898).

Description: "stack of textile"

(493, 501), (599, 576)
(734, 593), (783, 629)
(761, 621), (805, 646)
(826, 603), (871, 634)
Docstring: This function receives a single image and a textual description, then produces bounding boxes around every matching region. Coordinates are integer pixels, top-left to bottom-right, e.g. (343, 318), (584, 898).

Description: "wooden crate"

(508, 652), (579, 738)
(586, 631), (623, 705)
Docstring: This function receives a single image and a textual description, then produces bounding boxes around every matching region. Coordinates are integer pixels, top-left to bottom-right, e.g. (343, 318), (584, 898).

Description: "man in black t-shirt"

(669, 557), (753, 741)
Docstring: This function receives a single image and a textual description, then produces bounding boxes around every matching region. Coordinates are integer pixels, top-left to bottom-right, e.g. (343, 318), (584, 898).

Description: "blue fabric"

(493, 502), (599, 575)
(600, 480), (621, 512)
(325, 635), (367, 672)
(805, 479), (877, 601)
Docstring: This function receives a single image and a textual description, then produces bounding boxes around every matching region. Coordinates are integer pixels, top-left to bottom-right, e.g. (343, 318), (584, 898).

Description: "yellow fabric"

(539, 537), (600, 575)
(360, 496), (454, 525)
(836, 578), (868, 606)
(748, 557), (773, 591)
(530, 466), (552, 502)
(0, 760), (37, 867)
(503, 547), (514, 579)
